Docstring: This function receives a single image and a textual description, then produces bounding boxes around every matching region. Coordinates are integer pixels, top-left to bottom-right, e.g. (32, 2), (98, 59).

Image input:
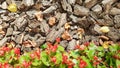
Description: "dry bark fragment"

(6, 27), (13, 36)
(74, 5), (89, 16)
(110, 7), (120, 15)
(64, 23), (70, 29)
(61, 0), (72, 12)
(15, 33), (24, 44)
(48, 17), (56, 26)
(85, 0), (97, 9)
(43, 5), (57, 14)
(57, 13), (67, 29)
(34, 11), (43, 21)
(62, 30), (72, 40)
(99, 35), (109, 40)
(67, 39), (76, 50)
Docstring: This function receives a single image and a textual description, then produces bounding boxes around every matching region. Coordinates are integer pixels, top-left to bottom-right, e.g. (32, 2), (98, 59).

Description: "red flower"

(67, 60), (74, 68)
(51, 56), (56, 63)
(75, 45), (80, 49)
(51, 45), (58, 52)
(47, 42), (53, 49)
(3, 63), (9, 68)
(79, 59), (87, 68)
(93, 61), (99, 66)
(56, 37), (61, 43)
(35, 49), (40, 59)
(2, 46), (10, 52)
(0, 63), (2, 68)
(118, 65), (120, 68)
(83, 42), (90, 46)
(62, 54), (68, 64)
(0, 50), (4, 56)
(75, 45), (85, 50)
(14, 48), (20, 55)
(94, 56), (98, 60)
(30, 53), (35, 59)
(16, 65), (21, 68)
(22, 61), (31, 68)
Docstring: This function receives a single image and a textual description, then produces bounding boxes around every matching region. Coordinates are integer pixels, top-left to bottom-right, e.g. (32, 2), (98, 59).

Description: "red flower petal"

(79, 59), (87, 68)
(14, 48), (20, 55)
(56, 37), (61, 43)
(51, 56), (56, 63)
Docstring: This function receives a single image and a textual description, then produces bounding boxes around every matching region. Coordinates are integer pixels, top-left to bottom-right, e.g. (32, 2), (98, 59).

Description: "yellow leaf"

(100, 26), (110, 33)
(102, 41), (109, 49)
(7, 4), (17, 12)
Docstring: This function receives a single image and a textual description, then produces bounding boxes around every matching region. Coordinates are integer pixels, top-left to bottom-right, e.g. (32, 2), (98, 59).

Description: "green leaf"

(55, 51), (62, 64)
(32, 59), (41, 66)
(74, 64), (79, 68)
(97, 47), (104, 51)
(70, 50), (79, 58)
(59, 64), (66, 68)
(98, 52), (104, 57)
(116, 59), (120, 67)
(89, 43), (97, 50)
(41, 51), (50, 66)
(81, 56), (93, 68)
(57, 45), (64, 51)
(86, 50), (95, 60)
(41, 44), (47, 49)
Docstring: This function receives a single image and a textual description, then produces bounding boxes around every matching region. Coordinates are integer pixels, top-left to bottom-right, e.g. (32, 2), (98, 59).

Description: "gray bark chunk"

(0, 9), (6, 14)
(102, 0), (116, 5)
(70, 15), (78, 22)
(117, 3), (120, 9)
(103, 14), (114, 26)
(0, 37), (8, 46)
(107, 31), (120, 42)
(114, 15), (120, 28)
(36, 37), (46, 46)
(93, 24), (102, 34)
(43, 5), (57, 14)
(85, 0), (97, 9)
(57, 13), (67, 29)
(74, 5), (89, 16)
(46, 29), (55, 42)
(60, 40), (68, 48)
(15, 34), (24, 44)
(1, 1), (7, 9)
(61, 0), (72, 12)
(22, 0), (34, 6)
(76, 0), (82, 5)
(14, 16), (27, 30)
(40, 20), (50, 34)
(92, 4), (102, 14)
(110, 7), (120, 15)
(46, 28), (65, 42)
(6, 27), (13, 36)
(67, 39), (76, 50)
(68, 0), (76, 5)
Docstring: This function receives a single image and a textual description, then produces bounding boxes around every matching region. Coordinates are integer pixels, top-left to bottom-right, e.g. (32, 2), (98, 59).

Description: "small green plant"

(0, 38), (120, 68)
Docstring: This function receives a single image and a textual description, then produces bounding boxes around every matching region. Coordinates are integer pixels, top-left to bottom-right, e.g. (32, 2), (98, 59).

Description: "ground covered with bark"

(0, 0), (120, 58)
(0, 0), (120, 68)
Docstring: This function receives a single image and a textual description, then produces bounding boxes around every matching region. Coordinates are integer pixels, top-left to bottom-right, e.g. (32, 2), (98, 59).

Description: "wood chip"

(99, 35), (109, 40)
(62, 31), (72, 40)
(34, 11), (43, 21)
(48, 17), (56, 26)
(64, 23), (70, 29)
(23, 40), (37, 47)
(57, 13), (67, 29)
